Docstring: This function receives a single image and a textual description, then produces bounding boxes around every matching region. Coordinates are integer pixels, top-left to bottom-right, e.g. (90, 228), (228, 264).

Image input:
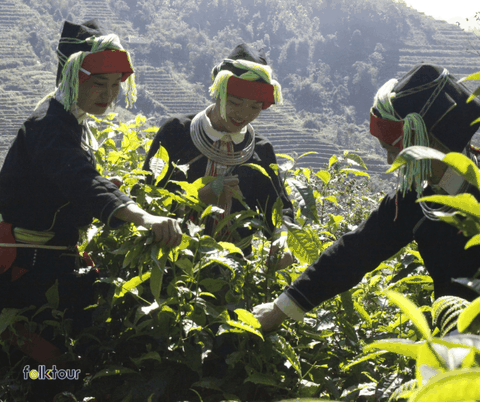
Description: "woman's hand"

(269, 235), (294, 271)
(198, 175), (243, 206)
(252, 302), (288, 332)
(143, 216), (183, 248)
(114, 204), (182, 248)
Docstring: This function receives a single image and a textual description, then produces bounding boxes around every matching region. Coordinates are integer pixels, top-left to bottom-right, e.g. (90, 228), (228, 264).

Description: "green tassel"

(373, 79), (431, 196)
(272, 80), (283, 105)
(58, 51), (85, 112)
(209, 70), (234, 121)
(401, 113), (431, 196)
(231, 59), (273, 83)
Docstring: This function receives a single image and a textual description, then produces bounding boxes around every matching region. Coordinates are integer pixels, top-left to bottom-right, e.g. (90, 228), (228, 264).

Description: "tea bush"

(0, 113), (465, 402)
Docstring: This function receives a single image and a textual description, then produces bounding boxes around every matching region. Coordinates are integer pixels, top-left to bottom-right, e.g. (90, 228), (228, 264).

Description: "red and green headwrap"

(79, 49), (133, 84)
(56, 22), (136, 111)
(209, 44), (282, 121)
(370, 77), (433, 196)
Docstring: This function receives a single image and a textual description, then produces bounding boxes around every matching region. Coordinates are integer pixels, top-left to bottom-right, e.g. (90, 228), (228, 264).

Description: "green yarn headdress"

(52, 20), (136, 113)
(371, 78), (432, 197)
(370, 65), (470, 197)
(57, 33), (136, 112)
(209, 44), (282, 121)
(58, 34), (137, 111)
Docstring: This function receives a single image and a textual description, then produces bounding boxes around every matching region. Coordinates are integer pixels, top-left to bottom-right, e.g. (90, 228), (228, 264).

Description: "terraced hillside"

(132, 15), (480, 176)
(1, 1), (479, 179)
(0, 0), (34, 32)
(254, 104), (342, 170)
(71, 0), (136, 37)
(0, 0), (57, 161)
(398, 18), (479, 80)
(261, 17), (480, 174)
(397, 17), (480, 149)
(137, 65), (210, 116)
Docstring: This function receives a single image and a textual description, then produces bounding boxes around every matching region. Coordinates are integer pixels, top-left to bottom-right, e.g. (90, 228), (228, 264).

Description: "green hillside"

(1, 3), (480, 400)
(0, 0), (479, 178)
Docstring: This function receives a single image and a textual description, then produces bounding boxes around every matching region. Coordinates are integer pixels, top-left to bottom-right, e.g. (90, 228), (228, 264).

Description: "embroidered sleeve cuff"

(274, 292), (306, 321)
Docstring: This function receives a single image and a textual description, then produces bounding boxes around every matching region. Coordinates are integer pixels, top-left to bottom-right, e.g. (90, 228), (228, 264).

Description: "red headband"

(227, 76), (275, 109)
(79, 50), (134, 84)
(370, 111), (404, 150)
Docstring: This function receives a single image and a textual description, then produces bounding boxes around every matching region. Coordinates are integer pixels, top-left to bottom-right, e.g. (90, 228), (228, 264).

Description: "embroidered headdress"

(370, 63), (480, 196)
(209, 43), (283, 121)
(55, 20), (136, 111)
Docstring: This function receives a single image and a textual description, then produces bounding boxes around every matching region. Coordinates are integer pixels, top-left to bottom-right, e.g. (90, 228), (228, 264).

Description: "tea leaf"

(458, 297), (480, 333)
(384, 291), (431, 340)
(409, 368), (480, 402)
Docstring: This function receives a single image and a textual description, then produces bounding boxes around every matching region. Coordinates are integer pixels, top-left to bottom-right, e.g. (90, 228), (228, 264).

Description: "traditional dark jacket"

(286, 186), (480, 310)
(0, 98), (132, 246)
(142, 113), (294, 248)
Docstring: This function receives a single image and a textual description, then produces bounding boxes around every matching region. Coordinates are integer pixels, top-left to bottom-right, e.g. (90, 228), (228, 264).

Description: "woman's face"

(211, 95), (263, 132)
(77, 73), (122, 115)
(379, 140), (400, 164)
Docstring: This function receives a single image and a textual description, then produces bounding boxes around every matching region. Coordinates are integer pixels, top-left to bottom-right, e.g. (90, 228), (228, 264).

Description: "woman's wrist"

(115, 203), (151, 227)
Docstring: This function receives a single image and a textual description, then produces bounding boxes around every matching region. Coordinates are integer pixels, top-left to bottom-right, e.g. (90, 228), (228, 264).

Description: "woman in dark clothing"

(254, 64), (480, 330)
(143, 44), (294, 268)
(0, 20), (182, 317)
